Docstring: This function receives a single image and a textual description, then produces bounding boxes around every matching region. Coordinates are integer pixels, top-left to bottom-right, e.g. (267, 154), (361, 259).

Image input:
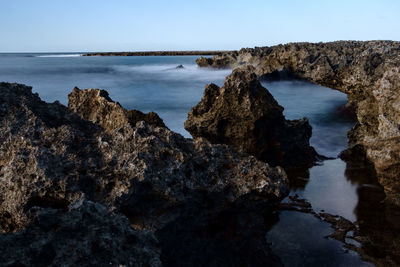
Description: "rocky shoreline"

(196, 41), (400, 208)
(1, 40), (399, 265)
(185, 65), (320, 169)
(0, 82), (288, 266)
(82, 51), (234, 57)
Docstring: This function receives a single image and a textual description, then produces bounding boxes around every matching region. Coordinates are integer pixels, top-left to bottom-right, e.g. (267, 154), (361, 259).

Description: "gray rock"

(0, 82), (288, 265)
(185, 65), (319, 169)
(68, 87), (166, 132)
(196, 41), (400, 206)
(0, 201), (161, 267)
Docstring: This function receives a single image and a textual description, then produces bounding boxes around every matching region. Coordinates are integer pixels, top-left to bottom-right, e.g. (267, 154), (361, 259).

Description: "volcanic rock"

(0, 82), (288, 265)
(196, 41), (400, 206)
(0, 201), (161, 266)
(68, 87), (166, 132)
(196, 57), (214, 67)
(185, 65), (318, 168)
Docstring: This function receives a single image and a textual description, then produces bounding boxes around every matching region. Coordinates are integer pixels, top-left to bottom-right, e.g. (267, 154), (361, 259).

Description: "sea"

(0, 53), (376, 266)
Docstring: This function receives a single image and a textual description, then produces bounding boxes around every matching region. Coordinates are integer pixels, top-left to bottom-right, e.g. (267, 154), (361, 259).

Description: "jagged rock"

(0, 201), (161, 267)
(196, 56), (234, 69)
(196, 41), (400, 206)
(196, 57), (214, 67)
(0, 82), (288, 230)
(0, 82), (288, 265)
(185, 66), (318, 168)
(68, 87), (166, 132)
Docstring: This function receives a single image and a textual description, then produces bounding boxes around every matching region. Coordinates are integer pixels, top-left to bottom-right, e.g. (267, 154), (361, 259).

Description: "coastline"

(1, 41), (399, 266)
(196, 41), (400, 207)
(82, 50), (235, 56)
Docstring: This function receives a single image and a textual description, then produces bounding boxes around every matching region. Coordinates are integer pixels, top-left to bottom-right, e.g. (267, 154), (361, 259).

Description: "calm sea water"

(0, 53), (368, 265)
(0, 53), (231, 135)
(263, 81), (367, 266)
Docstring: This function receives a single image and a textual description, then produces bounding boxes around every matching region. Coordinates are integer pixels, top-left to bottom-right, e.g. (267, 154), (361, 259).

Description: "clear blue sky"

(1, 0), (399, 52)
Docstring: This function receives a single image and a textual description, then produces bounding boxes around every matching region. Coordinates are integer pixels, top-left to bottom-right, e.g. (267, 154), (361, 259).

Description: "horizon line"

(1, 39), (399, 53)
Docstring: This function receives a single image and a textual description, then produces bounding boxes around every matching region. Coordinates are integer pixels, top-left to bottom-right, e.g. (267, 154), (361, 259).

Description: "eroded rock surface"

(197, 41), (400, 206)
(0, 201), (161, 267)
(185, 66), (318, 168)
(68, 87), (166, 132)
(0, 82), (288, 266)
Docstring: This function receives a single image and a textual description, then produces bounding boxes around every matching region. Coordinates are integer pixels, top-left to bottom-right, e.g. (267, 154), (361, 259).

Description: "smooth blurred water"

(0, 53), (230, 137)
(267, 211), (366, 267)
(263, 81), (354, 158)
(263, 81), (359, 220)
(263, 81), (367, 265)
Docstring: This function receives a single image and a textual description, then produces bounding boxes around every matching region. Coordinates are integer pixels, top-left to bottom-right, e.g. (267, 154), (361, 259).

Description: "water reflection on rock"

(344, 156), (400, 265)
(264, 80), (399, 265)
(156, 193), (283, 267)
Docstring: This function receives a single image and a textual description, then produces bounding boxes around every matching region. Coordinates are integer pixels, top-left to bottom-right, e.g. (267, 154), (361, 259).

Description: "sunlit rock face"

(68, 87), (166, 132)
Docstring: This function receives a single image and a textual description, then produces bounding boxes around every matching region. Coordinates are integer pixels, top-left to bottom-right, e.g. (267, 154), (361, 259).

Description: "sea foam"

(36, 54), (82, 58)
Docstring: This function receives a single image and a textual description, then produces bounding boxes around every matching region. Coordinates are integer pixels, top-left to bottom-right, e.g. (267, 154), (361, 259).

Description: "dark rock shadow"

(342, 146), (400, 265)
(259, 68), (306, 82)
(155, 191), (283, 267)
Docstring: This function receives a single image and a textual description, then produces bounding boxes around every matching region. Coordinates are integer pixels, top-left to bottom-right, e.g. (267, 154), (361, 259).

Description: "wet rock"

(185, 65), (318, 168)
(68, 87), (166, 132)
(176, 64), (184, 69)
(320, 213), (356, 242)
(0, 82), (288, 265)
(0, 201), (161, 267)
(196, 41), (400, 207)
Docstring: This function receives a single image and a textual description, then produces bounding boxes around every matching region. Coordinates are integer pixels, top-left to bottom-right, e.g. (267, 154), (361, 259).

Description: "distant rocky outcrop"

(0, 82), (287, 265)
(82, 51), (234, 57)
(185, 66), (318, 168)
(197, 41), (400, 206)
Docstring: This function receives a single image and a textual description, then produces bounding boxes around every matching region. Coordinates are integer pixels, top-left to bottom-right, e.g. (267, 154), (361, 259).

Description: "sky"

(0, 0), (399, 52)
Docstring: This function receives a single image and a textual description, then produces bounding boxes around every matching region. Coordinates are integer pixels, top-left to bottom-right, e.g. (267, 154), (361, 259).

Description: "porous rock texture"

(0, 82), (288, 266)
(197, 41), (400, 206)
(0, 201), (161, 266)
(185, 65), (318, 168)
(68, 87), (166, 132)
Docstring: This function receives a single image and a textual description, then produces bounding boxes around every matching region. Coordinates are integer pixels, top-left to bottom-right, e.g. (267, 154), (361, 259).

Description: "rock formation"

(0, 201), (161, 266)
(0, 82), (288, 265)
(185, 65), (318, 168)
(68, 87), (166, 132)
(197, 41), (400, 206)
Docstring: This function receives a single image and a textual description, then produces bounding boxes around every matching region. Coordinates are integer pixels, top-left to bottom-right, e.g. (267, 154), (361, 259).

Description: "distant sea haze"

(36, 54), (82, 57)
(0, 53), (230, 135)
